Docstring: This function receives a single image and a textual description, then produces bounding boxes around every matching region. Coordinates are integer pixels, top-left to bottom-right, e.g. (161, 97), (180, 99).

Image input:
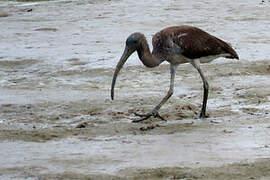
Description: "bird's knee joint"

(204, 81), (209, 90)
(167, 89), (174, 97)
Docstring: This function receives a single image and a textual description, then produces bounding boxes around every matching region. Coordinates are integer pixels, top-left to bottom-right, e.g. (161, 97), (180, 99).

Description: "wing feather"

(152, 26), (239, 60)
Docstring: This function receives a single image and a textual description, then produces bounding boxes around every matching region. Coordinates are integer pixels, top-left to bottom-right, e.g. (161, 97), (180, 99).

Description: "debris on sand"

(140, 124), (160, 131)
(75, 122), (88, 128)
(223, 129), (233, 134)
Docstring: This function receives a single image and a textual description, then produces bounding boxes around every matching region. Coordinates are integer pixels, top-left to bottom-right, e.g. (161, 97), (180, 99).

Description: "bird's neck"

(137, 37), (162, 68)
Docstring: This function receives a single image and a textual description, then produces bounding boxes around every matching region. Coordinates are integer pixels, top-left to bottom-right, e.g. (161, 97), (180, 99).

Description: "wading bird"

(111, 25), (239, 123)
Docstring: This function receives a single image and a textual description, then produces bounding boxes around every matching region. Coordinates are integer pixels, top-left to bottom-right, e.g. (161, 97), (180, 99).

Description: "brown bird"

(111, 25), (239, 123)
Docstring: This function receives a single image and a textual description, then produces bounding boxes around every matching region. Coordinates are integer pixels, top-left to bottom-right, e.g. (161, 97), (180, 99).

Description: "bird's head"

(125, 32), (143, 51)
(111, 32), (143, 100)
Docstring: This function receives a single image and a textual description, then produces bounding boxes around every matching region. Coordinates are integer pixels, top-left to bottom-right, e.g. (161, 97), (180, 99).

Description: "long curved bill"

(111, 46), (133, 100)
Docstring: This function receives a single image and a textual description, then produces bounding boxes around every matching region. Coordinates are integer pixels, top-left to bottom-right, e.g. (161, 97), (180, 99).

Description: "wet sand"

(1, 0), (270, 179)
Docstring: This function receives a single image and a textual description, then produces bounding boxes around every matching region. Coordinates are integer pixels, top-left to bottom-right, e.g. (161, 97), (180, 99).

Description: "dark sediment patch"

(0, 13), (9, 17)
(0, 59), (40, 69)
(34, 28), (58, 32)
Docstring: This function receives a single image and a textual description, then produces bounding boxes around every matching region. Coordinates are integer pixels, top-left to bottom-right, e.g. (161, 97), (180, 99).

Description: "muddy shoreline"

(1, 60), (270, 179)
(1, 0), (270, 179)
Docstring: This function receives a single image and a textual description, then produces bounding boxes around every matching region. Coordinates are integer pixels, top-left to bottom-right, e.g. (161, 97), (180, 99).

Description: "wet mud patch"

(203, 60), (270, 77)
(0, 167), (123, 180)
(2, 60), (270, 140)
(15, 0), (54, 1)
(235, 87), (270, 104)
(1, 57), (270, 177)
(0, 97), (203, 142)
(2, 158), (269, 180)
(0, 103), (78, 124)
(38, 173), (123, 180)
(240, 107), (269, 116)
(0, 59), (40, 70)
(67, 58), (89, 66)
(120, 158), (270, 180)
(0, 129), (72, 142)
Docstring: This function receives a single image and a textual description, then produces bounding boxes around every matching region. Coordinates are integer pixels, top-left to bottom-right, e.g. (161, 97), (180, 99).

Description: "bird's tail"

(223, 41), (239, 60)
(216, 37), (239, 60)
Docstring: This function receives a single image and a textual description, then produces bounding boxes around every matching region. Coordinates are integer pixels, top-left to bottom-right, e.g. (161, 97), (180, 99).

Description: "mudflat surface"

(1, 0), (270, 179)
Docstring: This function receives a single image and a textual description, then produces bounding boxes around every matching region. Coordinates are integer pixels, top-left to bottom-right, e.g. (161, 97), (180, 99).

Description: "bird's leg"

(133, 65), (177, 123)
(191, 59), (209, 118)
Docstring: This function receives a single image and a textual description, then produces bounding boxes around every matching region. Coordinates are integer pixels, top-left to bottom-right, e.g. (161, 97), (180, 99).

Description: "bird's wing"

(171, 29), (229, 59)
(152, 26), (238, 60)
(173, 27), (239, 59)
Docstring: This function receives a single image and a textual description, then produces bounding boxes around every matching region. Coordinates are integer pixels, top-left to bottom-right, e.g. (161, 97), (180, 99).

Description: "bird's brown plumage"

(152, 26), (239, 61)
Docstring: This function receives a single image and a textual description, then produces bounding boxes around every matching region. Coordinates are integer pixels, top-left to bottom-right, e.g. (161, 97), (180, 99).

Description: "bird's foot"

(133, 110), (166, 123)
(199, 112), (209, 119)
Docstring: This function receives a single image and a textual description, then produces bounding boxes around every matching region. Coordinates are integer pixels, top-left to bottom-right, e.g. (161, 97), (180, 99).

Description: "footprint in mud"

(173, 104), (198, 120)
(107, 110), (127, 120)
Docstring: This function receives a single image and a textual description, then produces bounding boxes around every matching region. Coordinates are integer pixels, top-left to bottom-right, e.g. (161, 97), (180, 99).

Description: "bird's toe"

(199, 113), (209, 119)
(133, 110), (166, 122)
